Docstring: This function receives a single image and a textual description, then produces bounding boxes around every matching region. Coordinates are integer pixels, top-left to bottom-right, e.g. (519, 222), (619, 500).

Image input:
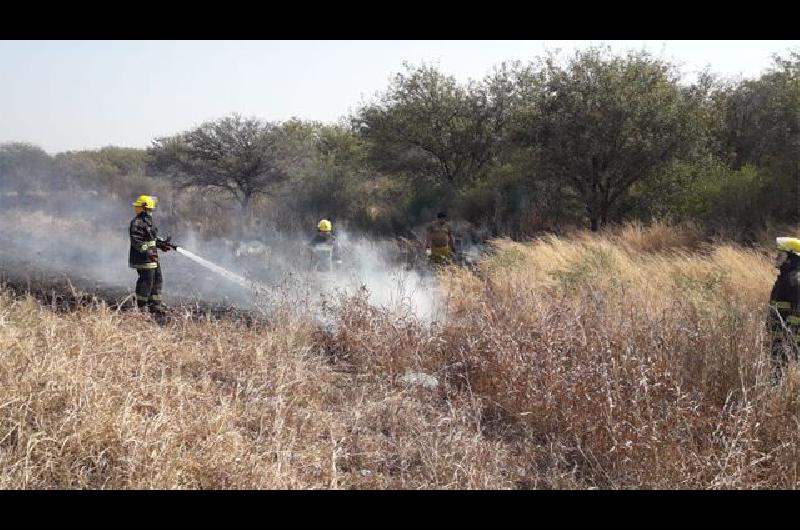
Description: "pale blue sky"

(1, 40), (798, 154)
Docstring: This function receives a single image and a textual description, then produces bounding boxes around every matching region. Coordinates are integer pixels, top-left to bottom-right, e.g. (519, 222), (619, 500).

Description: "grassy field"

(2, 222), (800, 489)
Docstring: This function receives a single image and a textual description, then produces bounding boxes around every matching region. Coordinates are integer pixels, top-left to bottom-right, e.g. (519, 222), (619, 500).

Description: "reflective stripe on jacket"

(129, 212), (159, 269)
(310, 232), (340, 261)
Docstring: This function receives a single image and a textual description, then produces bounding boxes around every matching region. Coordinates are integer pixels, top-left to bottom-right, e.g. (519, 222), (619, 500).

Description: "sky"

(1, 40), (798, 154)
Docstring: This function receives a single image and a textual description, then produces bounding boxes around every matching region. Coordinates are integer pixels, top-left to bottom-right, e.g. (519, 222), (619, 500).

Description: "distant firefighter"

(769, 237), (800, 380)
(129, 195), (176, 314)
(425, 212), (455, 265)
(308, 219), (341, 272)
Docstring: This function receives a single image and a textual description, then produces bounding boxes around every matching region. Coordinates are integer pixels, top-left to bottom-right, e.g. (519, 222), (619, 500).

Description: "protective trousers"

(430, 245), (453, 265)
(135, 265), (163, 311)
(768, 303), (800, 379)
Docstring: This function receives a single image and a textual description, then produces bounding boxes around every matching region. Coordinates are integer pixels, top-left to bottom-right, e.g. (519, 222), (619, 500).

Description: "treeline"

(2, 46), (799, 241)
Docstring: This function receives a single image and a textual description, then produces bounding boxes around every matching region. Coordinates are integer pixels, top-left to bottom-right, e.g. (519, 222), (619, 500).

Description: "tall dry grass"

(0, 293), (523, 489)
(328, 222), (800, 488)
(2, 222), (799, 489)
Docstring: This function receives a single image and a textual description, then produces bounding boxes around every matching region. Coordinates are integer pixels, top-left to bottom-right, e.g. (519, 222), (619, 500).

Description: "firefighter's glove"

(147, 248), (159, 262)
(156, 237), (174, 252)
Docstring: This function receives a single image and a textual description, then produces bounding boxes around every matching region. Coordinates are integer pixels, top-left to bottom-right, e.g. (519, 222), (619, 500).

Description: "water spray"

(175, 247), (264, 291)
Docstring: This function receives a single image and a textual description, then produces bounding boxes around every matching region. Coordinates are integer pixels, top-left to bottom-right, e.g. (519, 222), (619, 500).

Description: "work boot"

(148, 303), (167, 316)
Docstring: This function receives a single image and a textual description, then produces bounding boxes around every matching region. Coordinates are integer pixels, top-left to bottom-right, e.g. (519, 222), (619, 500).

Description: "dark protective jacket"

(129, 212), (159, 269)
(770, 253), (800, 325)
(309, 231), (340, 261)
(769, 252), (800, 372)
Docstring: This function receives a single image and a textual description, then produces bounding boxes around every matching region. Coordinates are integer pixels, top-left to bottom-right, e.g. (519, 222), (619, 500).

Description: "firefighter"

(769, 237), (800, 380)
(129, 195), (173, 314)
(425, 212), (455, 266)
(308, 219), (341, 272)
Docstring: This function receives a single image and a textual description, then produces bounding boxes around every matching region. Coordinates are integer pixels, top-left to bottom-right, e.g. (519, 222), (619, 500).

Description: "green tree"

(304, 123), (371, 219)
(276, 121), (375, 231)
(717, 50), (800, 221)
(54, 147), (150, 195)
(0, 142), (54, 194)
(355, 63), (515, 214)
(148, 114), (290, 211)
(514, 48), (710, 231)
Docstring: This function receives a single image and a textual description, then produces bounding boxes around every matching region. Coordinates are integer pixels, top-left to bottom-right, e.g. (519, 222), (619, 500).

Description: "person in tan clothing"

(425, 212), (455, 265)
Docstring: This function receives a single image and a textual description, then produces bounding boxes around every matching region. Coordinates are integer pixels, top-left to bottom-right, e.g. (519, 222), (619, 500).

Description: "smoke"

(0, 205), (133, 291)
(175, 248), (256, 290)
(0, 192), (444, 323)
(171, 228), (443, 323)
(322, 232), (440, 321)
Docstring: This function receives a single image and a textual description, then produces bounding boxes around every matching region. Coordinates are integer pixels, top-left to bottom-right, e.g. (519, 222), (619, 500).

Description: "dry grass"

(2, 222), (799, 489)
(0, 293), (522, 489)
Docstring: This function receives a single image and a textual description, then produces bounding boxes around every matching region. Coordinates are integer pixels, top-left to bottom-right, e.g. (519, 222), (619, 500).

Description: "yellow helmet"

(132, 195), (158, 210)
(776, 237), (800, 255)
(318, 219), (332, 232)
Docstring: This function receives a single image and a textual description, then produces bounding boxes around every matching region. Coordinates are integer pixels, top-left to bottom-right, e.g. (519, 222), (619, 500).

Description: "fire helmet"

(776, 237), (800, 255)
(132, 195), (158, 211)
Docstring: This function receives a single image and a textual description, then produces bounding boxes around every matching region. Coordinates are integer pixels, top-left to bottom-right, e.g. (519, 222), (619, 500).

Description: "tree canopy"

(148, 115), (291, 210)
(6, 46), (800, 240)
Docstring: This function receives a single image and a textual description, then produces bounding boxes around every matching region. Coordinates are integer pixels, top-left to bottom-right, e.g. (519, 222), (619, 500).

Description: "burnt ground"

(0, 215), (469, 328)
(0, 252), (266, 326)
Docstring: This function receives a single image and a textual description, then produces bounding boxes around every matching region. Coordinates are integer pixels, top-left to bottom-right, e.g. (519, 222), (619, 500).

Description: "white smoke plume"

(0, 191), (444, 323)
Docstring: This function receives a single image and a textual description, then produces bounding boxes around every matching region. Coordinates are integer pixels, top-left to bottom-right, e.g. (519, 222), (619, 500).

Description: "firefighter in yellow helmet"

(129, 195), (174, 314)
(769, 237), (800, 380)
(308, 219), (341, 272)
(425, 211), (455, 266)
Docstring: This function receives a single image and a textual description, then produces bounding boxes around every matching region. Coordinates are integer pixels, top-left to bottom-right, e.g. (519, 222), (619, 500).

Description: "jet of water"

(176, 247), (261, 290)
